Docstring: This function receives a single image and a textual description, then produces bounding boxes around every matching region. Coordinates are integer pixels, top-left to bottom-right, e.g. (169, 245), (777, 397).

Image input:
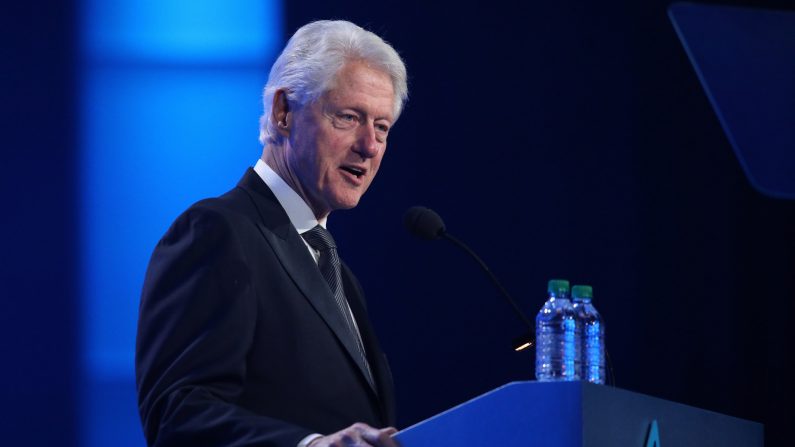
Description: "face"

(284, 61), (395, 218)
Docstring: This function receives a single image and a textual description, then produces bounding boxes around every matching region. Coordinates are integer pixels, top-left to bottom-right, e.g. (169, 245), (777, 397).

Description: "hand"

(308, 423), (399, 447)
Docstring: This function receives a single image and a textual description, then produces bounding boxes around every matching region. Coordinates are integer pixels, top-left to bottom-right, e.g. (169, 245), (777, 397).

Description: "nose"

(353, 122), (380, 159)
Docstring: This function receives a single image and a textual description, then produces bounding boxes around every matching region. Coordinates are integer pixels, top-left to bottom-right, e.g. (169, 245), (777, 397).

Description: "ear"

(271, 89), (292, 138)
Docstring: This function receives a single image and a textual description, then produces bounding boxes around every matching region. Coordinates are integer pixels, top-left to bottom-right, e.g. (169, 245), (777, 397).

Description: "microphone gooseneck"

(403, 206), (535, 349)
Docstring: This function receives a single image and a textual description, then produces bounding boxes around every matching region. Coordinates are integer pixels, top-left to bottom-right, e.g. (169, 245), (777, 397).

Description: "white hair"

(259, 20), (408, 145)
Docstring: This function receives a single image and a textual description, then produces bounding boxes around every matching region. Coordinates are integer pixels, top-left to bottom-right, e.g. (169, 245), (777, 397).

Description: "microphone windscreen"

(404, 206), (446, 240)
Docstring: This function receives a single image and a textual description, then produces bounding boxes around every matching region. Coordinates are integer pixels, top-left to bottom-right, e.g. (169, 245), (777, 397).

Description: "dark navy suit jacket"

(136, 169), (395, 447)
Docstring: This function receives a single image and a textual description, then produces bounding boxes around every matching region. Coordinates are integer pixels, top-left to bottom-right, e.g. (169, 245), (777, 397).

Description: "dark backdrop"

(2, 2), (78, 446)
(286, 0), (795, 445)
(3, 0), (794, 445)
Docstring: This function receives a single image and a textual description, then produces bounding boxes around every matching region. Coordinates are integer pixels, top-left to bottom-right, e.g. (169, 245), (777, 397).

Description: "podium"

(394, 381), (762, 446)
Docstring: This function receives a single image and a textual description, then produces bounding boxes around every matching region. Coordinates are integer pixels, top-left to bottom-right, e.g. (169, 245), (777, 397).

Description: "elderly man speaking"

(135, 20), (408, 447)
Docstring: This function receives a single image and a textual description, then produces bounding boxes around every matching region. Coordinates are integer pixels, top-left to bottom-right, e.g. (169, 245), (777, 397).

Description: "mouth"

(340, 165), (367, 179)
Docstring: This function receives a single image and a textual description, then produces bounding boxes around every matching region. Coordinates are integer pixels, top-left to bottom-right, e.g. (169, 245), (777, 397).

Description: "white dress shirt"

(254, 159), (326, 263)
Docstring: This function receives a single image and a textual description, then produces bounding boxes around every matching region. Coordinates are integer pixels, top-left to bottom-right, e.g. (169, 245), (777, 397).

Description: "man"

(136, 20), (408, 447)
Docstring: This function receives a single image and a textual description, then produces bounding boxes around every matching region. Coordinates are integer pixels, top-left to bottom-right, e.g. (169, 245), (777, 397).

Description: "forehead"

(323, 62), (395, 121)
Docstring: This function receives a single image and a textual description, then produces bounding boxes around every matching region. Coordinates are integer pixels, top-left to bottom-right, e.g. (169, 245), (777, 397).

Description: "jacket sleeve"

(135, 204), (312, 447)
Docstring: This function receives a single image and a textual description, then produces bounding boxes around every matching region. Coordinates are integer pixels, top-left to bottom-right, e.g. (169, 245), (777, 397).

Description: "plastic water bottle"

(572, 285), (606, 384)
(535, 279), (581, 381)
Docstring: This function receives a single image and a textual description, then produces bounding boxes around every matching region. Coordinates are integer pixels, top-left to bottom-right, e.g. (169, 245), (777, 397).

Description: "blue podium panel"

(581, 383), (761, 446)
(395, 381), (762, 447)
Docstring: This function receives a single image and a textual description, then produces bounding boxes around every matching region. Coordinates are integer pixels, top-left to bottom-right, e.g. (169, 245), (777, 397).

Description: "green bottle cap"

(547, 279), (570, 295)
(572, 285), (593, 300)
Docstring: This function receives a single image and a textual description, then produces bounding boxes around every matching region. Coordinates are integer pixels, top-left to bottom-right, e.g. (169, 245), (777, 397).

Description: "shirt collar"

(253, 159), (327, 233)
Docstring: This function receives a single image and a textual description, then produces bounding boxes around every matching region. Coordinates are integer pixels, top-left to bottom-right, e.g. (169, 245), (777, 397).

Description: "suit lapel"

(235, 169), (378, 399)
(341, 264), (396, 426)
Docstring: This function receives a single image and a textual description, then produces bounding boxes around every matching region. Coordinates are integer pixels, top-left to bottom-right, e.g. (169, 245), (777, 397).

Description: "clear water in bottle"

(572, 285), (606, 384)
(535, 279), (581, 381)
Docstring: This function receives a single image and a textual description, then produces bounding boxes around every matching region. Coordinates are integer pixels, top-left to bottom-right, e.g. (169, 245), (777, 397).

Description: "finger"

(341, 433), (359, 447)
(383, 427), (401, 447)
(361, 427), (399, 447)
(344, 423), (378, 447)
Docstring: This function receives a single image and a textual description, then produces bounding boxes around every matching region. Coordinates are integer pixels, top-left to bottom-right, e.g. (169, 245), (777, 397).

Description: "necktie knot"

(302, 225), (337, 252)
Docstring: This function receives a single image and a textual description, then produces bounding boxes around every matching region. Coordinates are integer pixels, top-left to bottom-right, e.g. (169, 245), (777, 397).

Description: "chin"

(330, 195), (362, 211)
(335, 200), (361, 210)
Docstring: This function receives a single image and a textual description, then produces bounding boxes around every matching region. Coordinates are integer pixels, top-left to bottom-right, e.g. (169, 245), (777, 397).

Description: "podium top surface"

(395, 381), (762, 447)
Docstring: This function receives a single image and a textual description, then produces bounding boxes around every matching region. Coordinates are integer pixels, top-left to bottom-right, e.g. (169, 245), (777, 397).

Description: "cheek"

(289, 133), (318, 172)
(316, 132), (350, 163)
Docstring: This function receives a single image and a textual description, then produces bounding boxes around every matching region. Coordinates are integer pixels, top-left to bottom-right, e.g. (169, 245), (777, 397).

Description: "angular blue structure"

(669, 3), (795, 199)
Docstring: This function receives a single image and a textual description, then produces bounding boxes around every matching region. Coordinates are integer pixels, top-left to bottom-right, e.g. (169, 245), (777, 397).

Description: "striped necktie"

(301, 225), (375, 389)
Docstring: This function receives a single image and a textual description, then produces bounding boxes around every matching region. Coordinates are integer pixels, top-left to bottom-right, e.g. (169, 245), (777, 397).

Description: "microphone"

(403, 206), (445, 240)
(403, 206), (535, 351)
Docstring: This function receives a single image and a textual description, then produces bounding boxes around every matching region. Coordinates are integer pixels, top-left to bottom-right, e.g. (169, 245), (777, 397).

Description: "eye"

(331, 112), (359, 129)
(375, 123), (390, 133)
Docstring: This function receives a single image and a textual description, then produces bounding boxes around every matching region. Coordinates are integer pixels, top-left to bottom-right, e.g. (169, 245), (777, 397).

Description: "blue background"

(2, 0), (794, 445)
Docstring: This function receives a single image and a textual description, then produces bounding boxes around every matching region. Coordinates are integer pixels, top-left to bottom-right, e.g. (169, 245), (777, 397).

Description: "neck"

(261, 143), (329, 220)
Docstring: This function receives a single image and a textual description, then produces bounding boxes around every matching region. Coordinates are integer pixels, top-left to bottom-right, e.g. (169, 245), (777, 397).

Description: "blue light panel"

(83, 0), (281, 63)
(80, 1), (282, 445)
(81, 67), (267, 378)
